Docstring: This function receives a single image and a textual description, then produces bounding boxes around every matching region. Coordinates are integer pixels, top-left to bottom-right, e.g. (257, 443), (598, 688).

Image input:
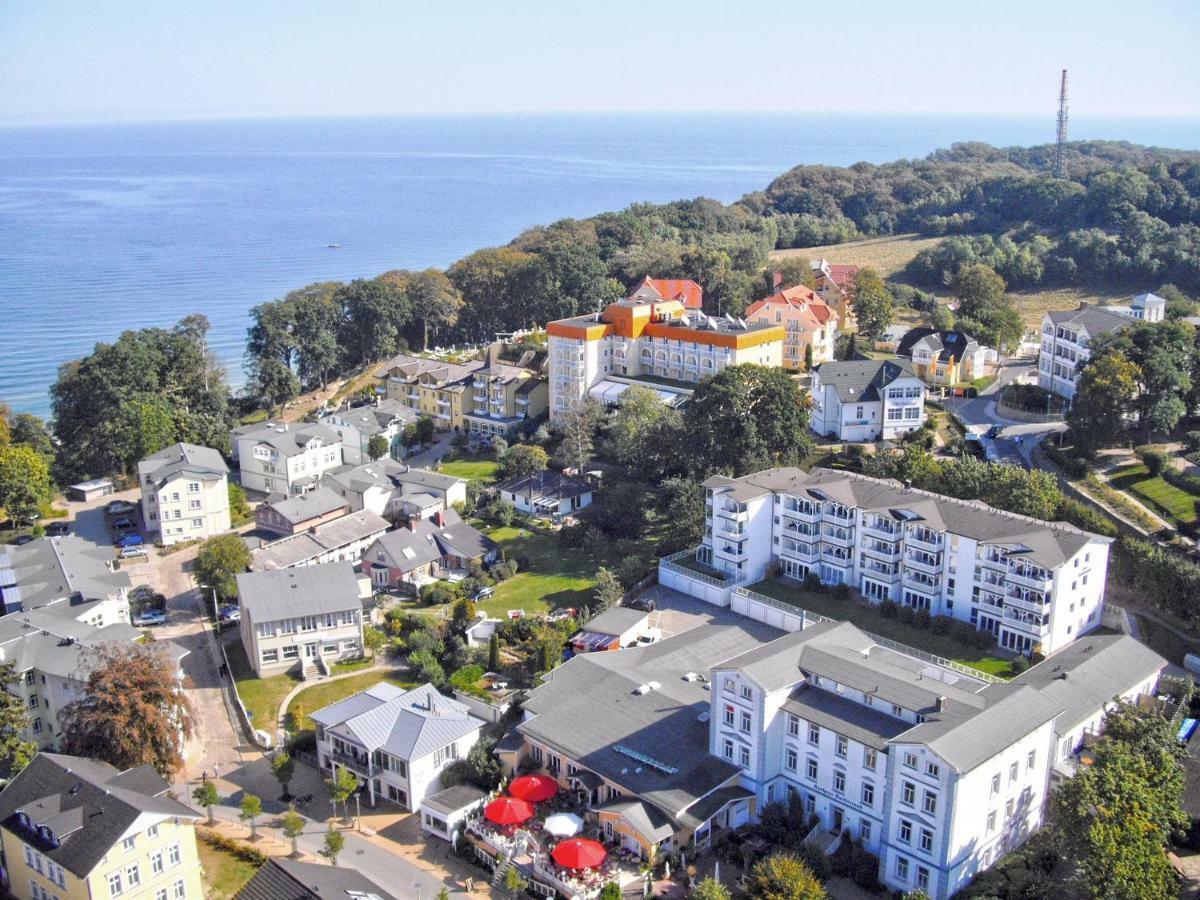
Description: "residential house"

(362, 510), (497, 592)
(809, 359), (927, 442)
(136, 443), (231, 546)
(234, 858), (399, 900)
(325, 459), (466, 522)
(497, 470), (593, 518)
(547, 279), (783, 422)
(0, 536), (131, 622)
(694, 466), (1112, 654)
(250, 509), (389, 572)
(236, 563), (365, 678)
(379, 354), (482, 431)
(462, 345), (549, 440)
(319, 398), (417, 465)
(312, 682), (485, 810)
(0, 752), (204, 900)
(501, 610), (1164, 900)
(230, 422), (343, 496)
(895, 328), (995, 386)
(745, 285), (838, 370)
(254, 486), (349, 537)
(810, 260), (859, 330)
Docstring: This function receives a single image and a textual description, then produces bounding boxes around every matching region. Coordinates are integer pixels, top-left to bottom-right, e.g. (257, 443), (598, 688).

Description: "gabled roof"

(0, 536), (130, 612)
(259, 487), (348, 526)
(895, 327), (984, 362)
(136, 442), (228, 487)
(636, 276), (704, 309)
(250, 509), (390, 571)
(812, 358), (920, 403)
(377, 353), (482, 385)
(1044, 304), (1133, 337)
(235, 422), (341, 458)
(319, 400), (416, 437)
(497, 470), (591, 502)
(236, 562), (361, 622)
(326, 459), (463, 498)
(0, 753), (197, 878)
(364, 509), (496, 574)
(235, 858), (398, 900)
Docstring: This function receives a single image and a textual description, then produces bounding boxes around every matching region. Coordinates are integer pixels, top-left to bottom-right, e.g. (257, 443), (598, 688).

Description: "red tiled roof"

(642, 277), (704, 309)
(826, 265), (859, 287)
(744, 284), (832, 319)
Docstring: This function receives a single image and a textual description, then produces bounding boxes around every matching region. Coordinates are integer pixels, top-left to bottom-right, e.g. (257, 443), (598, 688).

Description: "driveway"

(404, 431), (457, 468)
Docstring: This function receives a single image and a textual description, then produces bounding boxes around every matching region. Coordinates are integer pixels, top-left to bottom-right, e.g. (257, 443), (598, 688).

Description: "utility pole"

(1054, 69), (1069, 179)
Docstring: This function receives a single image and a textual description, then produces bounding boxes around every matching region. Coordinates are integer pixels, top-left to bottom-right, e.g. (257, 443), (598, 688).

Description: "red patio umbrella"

(509, 774), (559, 803)
(552, 837), (607, 869)
(484, 796), (535, 825)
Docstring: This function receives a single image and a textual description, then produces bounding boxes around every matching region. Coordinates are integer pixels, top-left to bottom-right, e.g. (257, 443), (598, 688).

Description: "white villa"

(137, 442), (231, 545)
(809, 359), (927, 442)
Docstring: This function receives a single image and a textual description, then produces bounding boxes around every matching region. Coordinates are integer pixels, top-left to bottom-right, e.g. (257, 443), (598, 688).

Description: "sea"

(3, 112), (1199, 417)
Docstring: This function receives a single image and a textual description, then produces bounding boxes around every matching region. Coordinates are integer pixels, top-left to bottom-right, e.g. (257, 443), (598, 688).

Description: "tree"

(553, 398), (603, 472)
(228, 482), (251, 524)
(248, 357), (300, 415)
(683, 365), (812, 476)
(240, 793), (262, 839)
(951, 264), (1022, 352)
(0, 445), (52, 524)
(406, 269), (464, 350)
(192, 782), (219, 826)
(271, 751), (296, 800)
(321, 825), (346, 866)
(1068, 352), (1140, 455)
(366, 434), (390, 461)
(747, 852), (827, 899)
(327, 766), (359, 822)
(602, 385), (678, 472)
(487, 633), (501, 671)
(503, 865), (528, 897)
(658, 476), (706, 552)
(691, 878), (732, 900)
(773, 256), (816, 290)
(194, 533), (252, 603)
(282, 805), (305, 857)
(60, 644), (195, 777)
(0, 662), (35, 778)
(597, 883), (622, 900)
(850, 267), (894, 339)
(499, 443), (549, 479)
(803, 343), (814, 371)
(8, 414), (55, 464)
(593, 567), (624, 610)
(337, 278), (413, 366)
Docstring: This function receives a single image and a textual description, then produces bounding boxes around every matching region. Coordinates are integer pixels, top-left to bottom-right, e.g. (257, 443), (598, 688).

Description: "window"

(787, 714), (800, 737)
(740, 685), (752, 700)
(738, 746), (750, 768)
(167, 842), (181, 867)
(923, 791), (938, 815)
(740, 711), (751, 733)
(1027, 750), (1036, 770)
(125, 864), (140, 888)
(122, 836), (136, 851)
(28, 694), (38, 709)
(917, 866), (930, 892)
(32, 718), (42, 734)
(723, 705), (734, 726)
(148, 824), (159, 839)
(173, 880), (186, 900)
(108, 871), (124, 897)
(260, 649), (279, 664)
(919, 829), (933, 853)
(899, 820), (913, 844)
(1009, 761), (1019, 783)
(723, 740), (733, 761)
(862, 782), (875, 806)
(807, 723), (820, 746)
(281, 646), (299, 660)
(895, 856), (909, 880)
(986, 810), (997, 832)
(892, 704), (904, 717)
(863, 747), (877, 771)
(806, 758), (818, 780)
(991, 773), (1001, 795)
(785, 748), (798, 771)
(835, 735), (848, 758)
(157, 890), (168, 900)
(1005, 798), (1015, 820)
(925, 762), (940, 779)
(901, 781), (915, 805)
(860, 820), (872, 843)
(151, 851), (164, 875)
(833, 770), (846, 793)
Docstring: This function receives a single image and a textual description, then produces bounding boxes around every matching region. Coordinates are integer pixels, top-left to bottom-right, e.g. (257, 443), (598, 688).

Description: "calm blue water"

(3, 112), (1199, 417)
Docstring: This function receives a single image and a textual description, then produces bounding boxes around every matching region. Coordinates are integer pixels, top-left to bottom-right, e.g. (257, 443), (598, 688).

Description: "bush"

(1056, 497), (1118, 538)
(1139, 447), (1168, 476)
(831, 583), (851, 602)
(898, 606), (916, 626)
(1010, 655), (1030, 674)
(287, 731), (316, 754)
(830, 838), (882, 892)
(930, 614), (952, 635)
(802, 572), (824, 593)
(419, 582), (460, 607)
(879, 598), (899, 619)
(198, 828), (268, 866)
(1184, 431), (1200, 453)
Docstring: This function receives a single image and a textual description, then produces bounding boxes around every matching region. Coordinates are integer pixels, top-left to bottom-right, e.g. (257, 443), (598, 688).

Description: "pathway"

(275, 661), (401, 730)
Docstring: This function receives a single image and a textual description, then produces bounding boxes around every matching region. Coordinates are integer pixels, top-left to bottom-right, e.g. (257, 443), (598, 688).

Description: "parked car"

(218, 605), (241, 622)
(625, 595), (656, 613)
(111, 518), (136, 531)
(105, 501), (136, 516)
(120, 545), (148, 560)
(129, 585), (166, 608)
(984, 425), (1003, 439)
(133, 609), (167, 627)
(472, 586), (495, 601)
(45, 522), (71, 537)
(8, 535), (34, 546)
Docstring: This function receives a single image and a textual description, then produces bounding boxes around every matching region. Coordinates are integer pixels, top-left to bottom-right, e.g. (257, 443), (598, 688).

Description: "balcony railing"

(1007, 566), (1052, 588)
(907, 530), (943, 550)
(904, 551), (942, 574)
(329, 750), (372, 777)
(861, 540), (901, 560)
(863, 521), (899, 539)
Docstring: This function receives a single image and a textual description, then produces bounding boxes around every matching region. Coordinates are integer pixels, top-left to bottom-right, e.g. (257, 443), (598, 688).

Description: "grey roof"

(781, 683), (912, 752)
(519, 618), (781, 819)
(136, 442), (228, 488)
(582, 607), (649, 639)
(812, 358), (919, 403)
(235, 421), (341, 458)
(251, 509), (390, 571)
(0, 536), (130, 612)
(677, 785), (756, 831)
(498, 470), (592, 502)
(1011, 632), (1166, 731)
(260, 487), (348, 526)
(377, 353), (482, 386)
(0, 753), (197, 878)
(895, 328), (984, 362)
(707, 467), (1108, 570)
(319, 401), (416, 438)
(364, 510), (495, 574)
(327, 458), (463, 497)
(595, 798), (674, 842)
(1045, 304), (1132, 337)
(236, 562), (361, 622)
(235, 858), (398, 900)
(494, 729), (525, 753)
(421, 783), (487, 817)
(312, 682), (483, 761)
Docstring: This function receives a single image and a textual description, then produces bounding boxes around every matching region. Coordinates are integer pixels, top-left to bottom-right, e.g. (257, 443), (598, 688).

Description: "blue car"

(218, 605), (241, 622)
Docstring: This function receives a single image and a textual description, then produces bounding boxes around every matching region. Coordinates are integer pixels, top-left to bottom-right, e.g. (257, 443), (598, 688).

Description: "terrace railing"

(659, 548), (745, 588)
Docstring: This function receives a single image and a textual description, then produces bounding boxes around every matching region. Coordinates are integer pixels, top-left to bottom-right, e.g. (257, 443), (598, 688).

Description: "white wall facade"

(142, 472), (231, 546)
(809, 375), (926, 442)
(235, 431), (343, 495)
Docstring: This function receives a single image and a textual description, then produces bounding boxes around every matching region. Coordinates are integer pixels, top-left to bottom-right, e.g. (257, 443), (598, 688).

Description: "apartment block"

(319, 398), (416, 465)
(809, 359), (927, 442)
(380, 354), (482, 431)
(137, 443), (231, 546)
(230, 422), (342, 496)
(462, 346), (549, 439)
(810, 260), (859, 331)
(745, 285), (838, 370)
(697, 467), (1112, 655)
(547, 277), (783, 422)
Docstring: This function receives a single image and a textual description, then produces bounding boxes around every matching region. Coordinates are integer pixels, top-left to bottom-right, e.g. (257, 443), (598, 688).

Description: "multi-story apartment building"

(380, 354), (483, 431)
(137, 443), (231, 546)
(547, 278), (783, 422)
(809, 360), (927, 442)
(319, 398), (416, 465)
(696, 467), (1112, 654)
(462, 346), (549, 439)
(895, 328), (995, 387)
(0, 535), (131, 622)
(745, 285), (838, 371)
(498, 610), (1165, 900)
(236, 563), (365, 677)
(250, 509), (389, 572)
(230, 422), (342, 496)
(312, 681), (484, 810)
(0, 753), (205, 900)
(325, 459), (466, 522)
(810, 260), (858, 330)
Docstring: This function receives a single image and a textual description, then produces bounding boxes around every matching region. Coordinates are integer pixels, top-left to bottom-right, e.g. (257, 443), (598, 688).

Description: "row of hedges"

(197, 828), (268, 866)
(1112, 535), (1200, 628)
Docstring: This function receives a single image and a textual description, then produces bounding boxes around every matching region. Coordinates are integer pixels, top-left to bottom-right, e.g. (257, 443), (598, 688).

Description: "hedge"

(1112, 535), (1200, 626)
(197, 828), (268, 866)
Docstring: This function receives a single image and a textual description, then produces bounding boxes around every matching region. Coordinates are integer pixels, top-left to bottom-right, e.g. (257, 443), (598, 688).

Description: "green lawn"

(747, 579), (1016, 677)
(1110, 463), (1200, 528)
(197, 835), (262, 899)
(439, 456), (501, 484)
(285, 670), (415, 733)
(225, 641), (299, 733)
(477, 524), (599, 617)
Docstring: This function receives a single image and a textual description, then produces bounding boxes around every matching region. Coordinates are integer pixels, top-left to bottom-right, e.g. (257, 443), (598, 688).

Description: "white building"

(809, 360), (927, 442)
(497, 470), (593, 518)
(325, 459), (466, 522)
(319, 399), (417, 466)
(230, 422), (343, 496)
(1038, 294), (1163, 401)
(696, 467), (1112, 655)
(236, 563), (365, 678)
(250, 509), (390, 572)
(312, 681), (484, 810)
(137, 443), (231, 546)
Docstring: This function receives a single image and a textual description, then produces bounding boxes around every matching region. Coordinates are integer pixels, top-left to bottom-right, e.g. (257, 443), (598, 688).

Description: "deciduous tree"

(0, 662), (34, 777)
(747, 852), (827, 899)
(553, 398), (603, 472)
(240, 793), (262, 839)
(192, 782), (219, 825)
(321, 825), (346, 865)
(1068, 352), (1140, 455)
(499, 444), (549, 479)
(327, 766), (358, 823)
(367, 434), (390, 461)
(952, 264), (1023, 352)
(271, 751), (296, 800)
(850, 267), (894, 339)
(194, 533), (252, 603)
(593, 567), (623, 610)
(0, 444), (52, 524)
(282, 806), (305, 856)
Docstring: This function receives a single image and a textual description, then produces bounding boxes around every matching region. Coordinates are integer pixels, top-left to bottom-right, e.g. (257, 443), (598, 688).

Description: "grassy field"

(478, 524), (600, 617)
(439, 455), (501, 484)
(747, 578), (1016, 677)
(197, 836), (261, 899)
(226, 641), (298, 733)
(285, 670), (415, 734)
(1110, 463), (1200, 528)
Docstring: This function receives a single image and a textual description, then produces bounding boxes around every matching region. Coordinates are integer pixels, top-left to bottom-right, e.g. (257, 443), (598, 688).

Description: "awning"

(571, 631), (619, 652)
(587, 379), (682, 407)
(568, 770), (602, 790)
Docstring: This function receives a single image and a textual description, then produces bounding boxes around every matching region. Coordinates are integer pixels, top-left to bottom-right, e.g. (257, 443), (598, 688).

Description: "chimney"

(772, 269), (783, 290)
(435, 510), (446, 528)
(936, 695), (947, 711)
(407, 517), (419, 532)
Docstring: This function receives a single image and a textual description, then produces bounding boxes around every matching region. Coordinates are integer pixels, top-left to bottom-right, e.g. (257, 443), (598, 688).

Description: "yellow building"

(462, 346), (550, 439)
(380, 355), (482, 431)
(0, 753), (204, 900)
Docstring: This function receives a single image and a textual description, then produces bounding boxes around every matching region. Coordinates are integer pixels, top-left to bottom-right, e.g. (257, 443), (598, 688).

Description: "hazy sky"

(3, 0), (1198, 124)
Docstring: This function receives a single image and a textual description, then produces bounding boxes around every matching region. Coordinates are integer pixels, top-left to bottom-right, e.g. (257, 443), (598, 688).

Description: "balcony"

(473, 406), (489, 416)
(975, 569), (1005, 588)
(821, 527), (855, 547)
(718, 506), (749, 523)
(1002, 609), (1050, 635)
(437, 397), (450, 407)
(906, 529), (943, 550)
(1007, 565), (1052, 589)
(863, 520), (899, 540)
(860, 560), (899, 580)
(976, 590), (1005, 611)
(714, 523), (747, 541)
(904, 551), (942, 574)
(783, 520), (819, 539)
(782, 503), (819, 521)
(1006, 588), (1049, 611)
(861, 540), (900, 561)
(902, 569), (939, 591)
(824, 506), (854, 524)
(717, 543), (748, 561)
(329, 749), (373, 778)
(820, 548), (852, 566)
(781, 543), (818, 563)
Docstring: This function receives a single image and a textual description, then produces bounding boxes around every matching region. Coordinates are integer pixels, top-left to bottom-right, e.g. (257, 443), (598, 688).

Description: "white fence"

(658, 548), (744, 607)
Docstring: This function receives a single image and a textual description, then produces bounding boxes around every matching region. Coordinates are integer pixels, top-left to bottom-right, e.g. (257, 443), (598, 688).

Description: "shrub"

(830, 838), (882, 892)
(898, 606), (916, 626)
(879, 599), (899, 619)
(802, 572), (824, 593)
(1056, 497), (1118, 538)
(831, 583), (852, 602)
(1184, 431), (1200, 453)
(930, 614), (953, 635)
(1139, 448), (1168, 476)
(914, 608), (932, 629)
(198, 828), (268, 867)
(1010, 655), (1030, 674)
(287, 731), (316, 754)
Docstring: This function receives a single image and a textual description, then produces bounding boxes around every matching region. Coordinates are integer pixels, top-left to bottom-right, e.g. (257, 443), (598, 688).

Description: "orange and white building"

(745, 285), (838, 371)
(546, 278), (784, 421)
(811, 259), (859, 331)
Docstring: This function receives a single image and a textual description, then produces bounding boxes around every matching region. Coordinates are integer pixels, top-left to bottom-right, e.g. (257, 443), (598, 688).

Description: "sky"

(2, 0), (1198, 125)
